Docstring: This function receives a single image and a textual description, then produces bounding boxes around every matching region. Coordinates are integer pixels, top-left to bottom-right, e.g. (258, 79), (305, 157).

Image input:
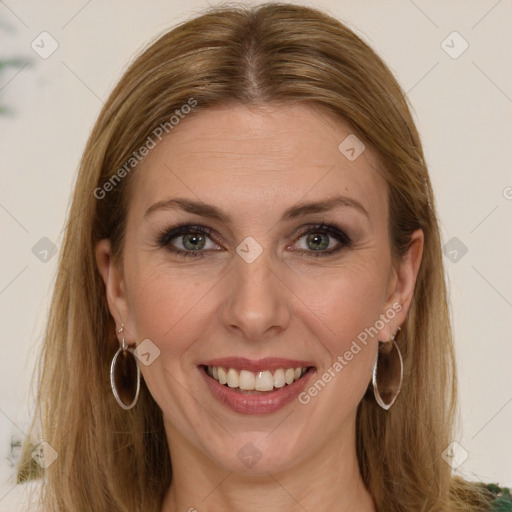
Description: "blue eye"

(156, 223), (352, 258)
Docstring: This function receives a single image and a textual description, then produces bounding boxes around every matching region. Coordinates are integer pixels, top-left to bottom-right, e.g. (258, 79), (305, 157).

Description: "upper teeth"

(207, 366), (307, 391)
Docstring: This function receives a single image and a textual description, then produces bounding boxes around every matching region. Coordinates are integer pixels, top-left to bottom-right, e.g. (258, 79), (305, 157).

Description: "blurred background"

(1, 0), (511, 509)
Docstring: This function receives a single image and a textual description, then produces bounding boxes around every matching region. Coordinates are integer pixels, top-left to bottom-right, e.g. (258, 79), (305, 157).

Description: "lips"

(200, 357), (315, 373)
(198, 357), (316, 414)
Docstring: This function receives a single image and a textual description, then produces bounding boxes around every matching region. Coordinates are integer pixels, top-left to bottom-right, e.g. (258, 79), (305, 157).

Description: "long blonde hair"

(19, 3), (494, 511)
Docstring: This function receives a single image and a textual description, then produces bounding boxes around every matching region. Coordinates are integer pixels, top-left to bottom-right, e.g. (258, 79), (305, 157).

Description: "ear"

(378, 229), (424, 341)
(95, 239), (135, 343)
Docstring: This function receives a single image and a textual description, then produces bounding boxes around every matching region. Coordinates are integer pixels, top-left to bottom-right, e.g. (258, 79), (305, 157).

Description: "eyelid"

(293, 222), (351, 243)
(289, 222), (352, 256)
(156, 221), (352, 257)
(157, 224), (214, 245)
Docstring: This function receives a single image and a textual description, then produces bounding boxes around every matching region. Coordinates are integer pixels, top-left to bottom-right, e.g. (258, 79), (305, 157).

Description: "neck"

(160, 420), (375, 512)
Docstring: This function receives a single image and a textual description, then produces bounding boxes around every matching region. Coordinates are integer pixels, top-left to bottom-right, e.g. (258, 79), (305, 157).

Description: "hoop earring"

(372, 327), (403, 410)
(110, 324), (140, 410)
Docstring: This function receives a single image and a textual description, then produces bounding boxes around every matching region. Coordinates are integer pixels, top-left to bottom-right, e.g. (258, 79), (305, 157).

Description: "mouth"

(201, 365), (312, 393)
(198, 358), (317, 414)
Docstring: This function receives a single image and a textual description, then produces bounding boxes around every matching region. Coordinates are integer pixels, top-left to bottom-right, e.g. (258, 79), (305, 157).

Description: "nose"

(220, 247), (291, 343)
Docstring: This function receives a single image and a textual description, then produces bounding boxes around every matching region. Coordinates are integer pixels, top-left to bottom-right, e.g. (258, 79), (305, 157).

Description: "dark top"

(485, 483), (512, 511)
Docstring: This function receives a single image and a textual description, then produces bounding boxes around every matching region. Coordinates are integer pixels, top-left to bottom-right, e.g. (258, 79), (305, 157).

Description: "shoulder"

(485, 483), (512, 511)
(451, 478), (512, 511)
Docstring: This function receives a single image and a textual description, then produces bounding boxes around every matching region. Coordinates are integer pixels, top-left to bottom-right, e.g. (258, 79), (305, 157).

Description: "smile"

(199, 358), (316, 414)
(205, 365), (308, 392)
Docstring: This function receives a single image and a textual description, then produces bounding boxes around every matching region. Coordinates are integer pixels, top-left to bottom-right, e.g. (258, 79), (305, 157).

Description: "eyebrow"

(144, 195), (369, 222)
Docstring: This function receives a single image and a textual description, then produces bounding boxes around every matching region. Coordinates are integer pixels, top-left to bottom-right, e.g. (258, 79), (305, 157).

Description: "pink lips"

(200, 357), (315, 372)
(198, 357), (316, 415)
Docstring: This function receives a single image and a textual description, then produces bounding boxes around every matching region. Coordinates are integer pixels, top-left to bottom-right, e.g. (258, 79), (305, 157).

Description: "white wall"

(1, 0), (511, 508)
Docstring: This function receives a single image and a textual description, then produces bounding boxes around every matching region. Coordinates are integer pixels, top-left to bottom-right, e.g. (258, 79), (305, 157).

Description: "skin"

(96, 103), (423, 512)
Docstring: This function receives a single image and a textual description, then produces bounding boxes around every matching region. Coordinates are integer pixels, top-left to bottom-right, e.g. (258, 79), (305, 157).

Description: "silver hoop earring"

(372, 327), (403, 410)
(110, 324), (140, 410)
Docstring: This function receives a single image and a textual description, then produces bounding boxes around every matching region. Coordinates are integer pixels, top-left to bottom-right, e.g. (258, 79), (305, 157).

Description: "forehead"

(127, 103), (387, 224)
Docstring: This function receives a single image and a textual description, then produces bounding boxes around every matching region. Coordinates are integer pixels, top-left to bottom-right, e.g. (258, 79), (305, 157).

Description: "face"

(97, 103), (423, 476)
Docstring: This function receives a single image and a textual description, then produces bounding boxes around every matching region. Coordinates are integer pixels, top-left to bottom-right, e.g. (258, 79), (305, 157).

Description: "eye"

(157, 224), (220, 258)
(292, 223), (352, 257)
(156, 222), (352, 259)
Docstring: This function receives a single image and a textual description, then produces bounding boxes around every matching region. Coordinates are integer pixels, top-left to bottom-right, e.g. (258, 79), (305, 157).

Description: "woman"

(17, 2), (511, 511)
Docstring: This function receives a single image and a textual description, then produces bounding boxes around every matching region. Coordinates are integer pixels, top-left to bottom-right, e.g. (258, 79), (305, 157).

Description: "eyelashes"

(155, 222), (352, 259)
(156, 224), (216, 258)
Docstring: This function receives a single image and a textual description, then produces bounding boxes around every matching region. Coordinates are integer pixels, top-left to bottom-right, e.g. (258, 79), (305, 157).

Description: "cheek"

(288, 265), (388, 435)
(327, 274), (386, 336)
(299, 258), (389, 341)
(296, 258), (390, 401)
(124, 257), (215, 356)
(126, 248), (390, 351)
